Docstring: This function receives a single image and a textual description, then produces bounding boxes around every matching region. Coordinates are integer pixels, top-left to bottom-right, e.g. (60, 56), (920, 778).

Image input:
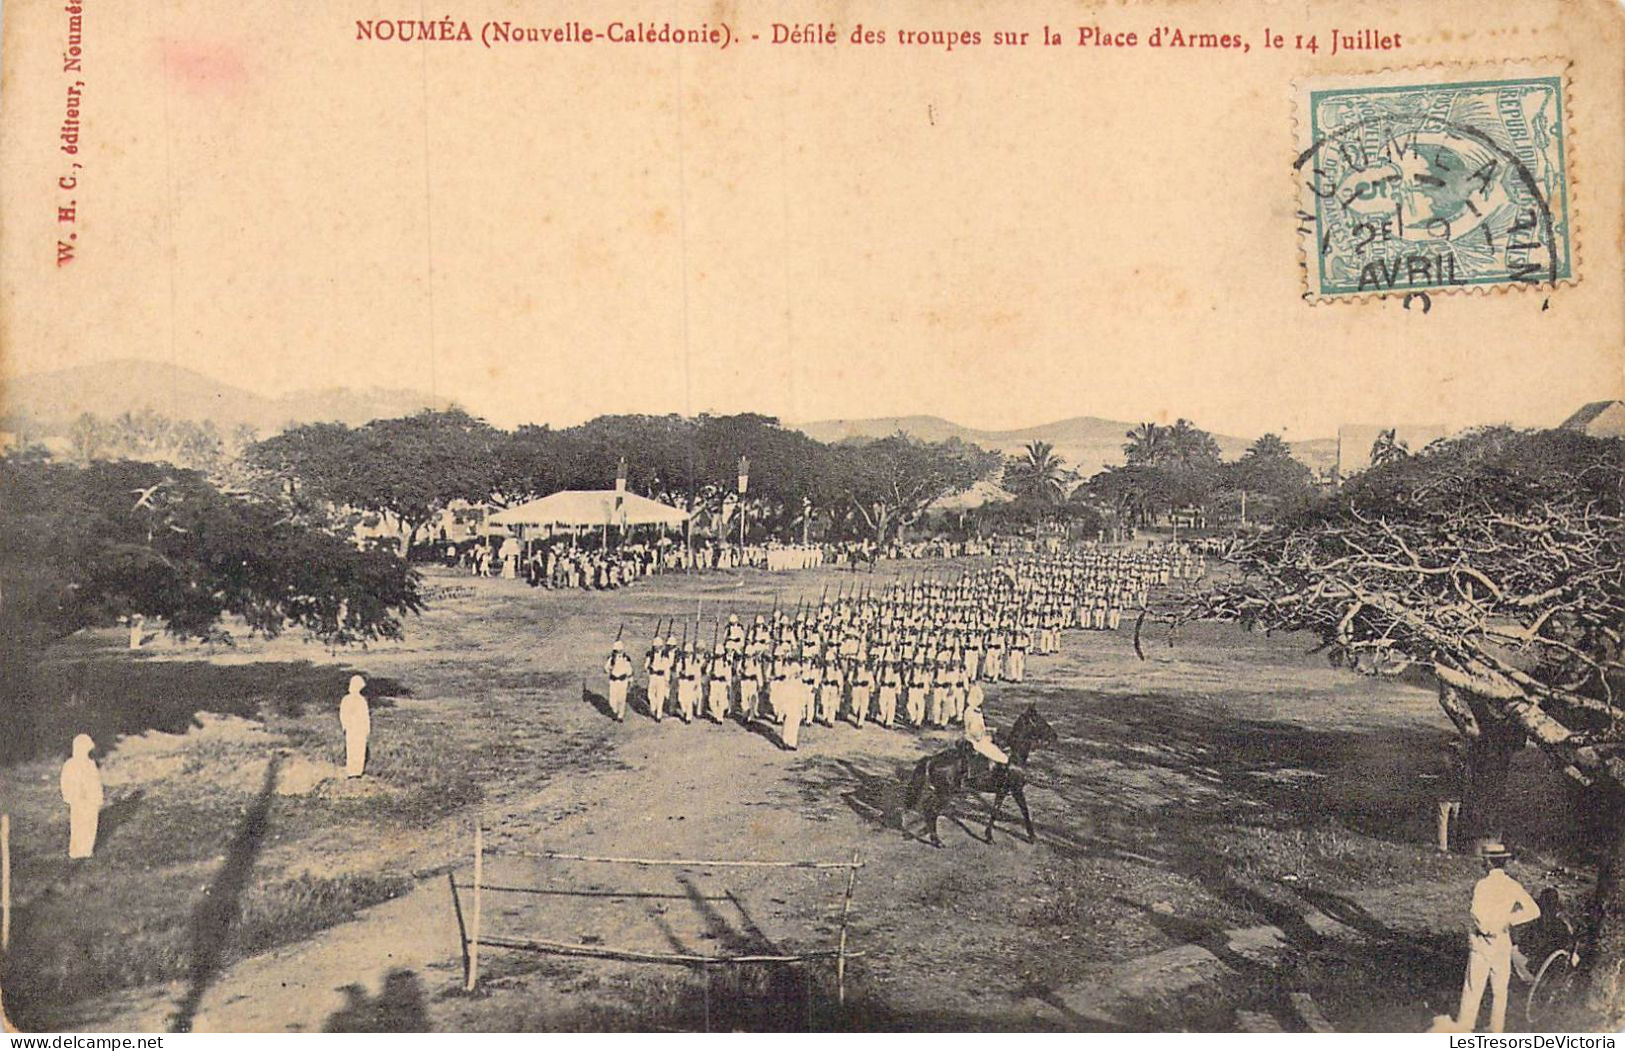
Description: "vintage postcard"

(1, 0), (1622, 1037)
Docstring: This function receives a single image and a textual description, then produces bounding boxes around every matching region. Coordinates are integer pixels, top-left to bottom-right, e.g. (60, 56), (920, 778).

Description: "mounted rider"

(959, 683), (1008, 781)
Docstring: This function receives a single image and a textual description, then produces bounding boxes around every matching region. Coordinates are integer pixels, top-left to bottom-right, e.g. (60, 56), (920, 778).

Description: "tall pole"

(466, 818), (482, 991)
(737, 457), (750, 560)
(612, 457), (626, 554)
(1, 813), (10, 952)
(836, 850), (860, 1006)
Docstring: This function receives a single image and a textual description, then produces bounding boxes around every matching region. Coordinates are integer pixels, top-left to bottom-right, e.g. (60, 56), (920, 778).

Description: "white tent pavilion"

(488, 490), (689, 542)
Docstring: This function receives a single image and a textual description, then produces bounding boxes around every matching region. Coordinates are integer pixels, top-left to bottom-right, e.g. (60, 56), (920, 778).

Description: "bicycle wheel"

(1527, 949), (1579, 1027)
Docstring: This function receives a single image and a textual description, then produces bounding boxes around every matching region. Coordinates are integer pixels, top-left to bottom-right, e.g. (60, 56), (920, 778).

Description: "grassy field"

(0, 559), (1600, 1032)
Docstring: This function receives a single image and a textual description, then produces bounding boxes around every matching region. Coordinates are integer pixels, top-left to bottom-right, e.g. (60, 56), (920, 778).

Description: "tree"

(0, 456), (422, 652)
(250, 410), (501, 558)
(1164, 418), (1224, 473)
(66, 412), (110, 464)
(1081, 463), (1177, 528)
(836, 434), (1000, 544)
(1220, 433), (1315, 522)
(691, 414), (831, 538)
(1247, 432), (1293, 461)
(1116, 419), (1224, 520)
(1369, 428), (1410, 468)
(1123, 422), (1168, 466)
(1170, 428), (1625, 1020)
(1002, 440), (1072, 507)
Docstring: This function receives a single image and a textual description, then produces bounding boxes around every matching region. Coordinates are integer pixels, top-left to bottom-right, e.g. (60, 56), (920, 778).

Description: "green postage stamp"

(1294, 62), (1572, 300)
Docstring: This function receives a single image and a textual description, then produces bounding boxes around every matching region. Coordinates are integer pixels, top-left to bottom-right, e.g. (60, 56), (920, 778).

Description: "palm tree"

(1246, 432), (1293, 460)
(1123, 422), (1166, 465)
(1005, 440), (1069, 506)
(1165, 418), (1222, 471)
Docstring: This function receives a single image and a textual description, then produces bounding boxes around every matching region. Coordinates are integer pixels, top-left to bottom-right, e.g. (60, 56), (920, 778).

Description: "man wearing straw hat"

(1452, 838), (1540, 1033)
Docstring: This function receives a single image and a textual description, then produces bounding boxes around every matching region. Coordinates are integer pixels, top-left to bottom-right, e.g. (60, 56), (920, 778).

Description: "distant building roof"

(1558, 401), (1625, 437)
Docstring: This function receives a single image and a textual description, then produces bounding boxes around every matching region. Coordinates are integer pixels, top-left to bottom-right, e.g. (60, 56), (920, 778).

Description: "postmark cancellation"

(1294, 61), (1573, 301)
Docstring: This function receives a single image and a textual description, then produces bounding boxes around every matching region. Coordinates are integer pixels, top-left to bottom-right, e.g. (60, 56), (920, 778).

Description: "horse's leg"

(1013, 783), (1036, 843)
(984, 779), (1008, 844)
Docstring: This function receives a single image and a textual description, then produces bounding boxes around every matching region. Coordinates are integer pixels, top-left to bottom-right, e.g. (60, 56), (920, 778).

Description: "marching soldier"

(1008, 621), (1030, 683)
(818, 656), (843, 727)
(738, 648), (765, 722)
(675, 642), (701, 722)
(799, 656), (822, 736)
(965, 624), (984, 682)
(646, 634), (674, 721)
(985, 625), (1005, 682)
(876, 650), (901, 727)
(906, 655), (931, 727)
(604, 640), (633, 722)
(775, 656), (803, 750)
(849, 654), (875, 728)
(943, 656), (967, 725)
(705, 643), (732, 722)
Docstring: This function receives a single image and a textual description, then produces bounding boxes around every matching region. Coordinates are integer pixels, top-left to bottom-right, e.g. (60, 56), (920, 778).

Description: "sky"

(2, 0), (1620, 440)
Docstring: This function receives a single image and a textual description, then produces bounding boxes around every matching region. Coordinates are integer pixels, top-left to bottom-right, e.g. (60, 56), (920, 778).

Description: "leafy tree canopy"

(0, 456), (423, 651)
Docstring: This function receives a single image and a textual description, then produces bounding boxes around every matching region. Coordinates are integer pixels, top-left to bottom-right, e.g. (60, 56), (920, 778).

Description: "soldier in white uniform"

(876, 652), (901, 728)
(603, 641), (633, 722)
(738, 649), (764, 722)
(849, 657), (874, 728)
(705, 644), (732, 722)
(962, 687), (1008, 769)
(674, 643), (701, 722)
(645, 634), (674, 721)
(776, 657), (804, 750)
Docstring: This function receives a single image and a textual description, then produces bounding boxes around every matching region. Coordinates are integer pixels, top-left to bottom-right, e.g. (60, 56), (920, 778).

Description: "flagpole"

(737, 456), (750, 560)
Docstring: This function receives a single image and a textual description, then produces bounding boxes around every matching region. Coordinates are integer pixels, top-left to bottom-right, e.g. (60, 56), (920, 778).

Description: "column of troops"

(603, 544), (1206, 747)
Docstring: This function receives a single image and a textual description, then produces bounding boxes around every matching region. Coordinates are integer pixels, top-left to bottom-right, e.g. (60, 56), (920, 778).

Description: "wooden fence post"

(466, 819), (483, 992)
(2, 814), (11, 952)
(835, 850), (859, 1006)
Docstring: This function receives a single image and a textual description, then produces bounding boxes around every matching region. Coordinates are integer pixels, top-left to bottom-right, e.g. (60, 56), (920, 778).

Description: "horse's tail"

(904, 756), (931, 810)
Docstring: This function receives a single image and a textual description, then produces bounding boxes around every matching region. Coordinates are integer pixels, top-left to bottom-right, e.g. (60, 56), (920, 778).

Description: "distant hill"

(795, 415), (1338, 479)
(1, 359), (1341, 480)
(2, 359), (449, 436)
(795, 415), (974, 445)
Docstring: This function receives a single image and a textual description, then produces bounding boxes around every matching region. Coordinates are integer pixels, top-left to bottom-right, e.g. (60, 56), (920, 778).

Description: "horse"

(843, 545), (878, 573)
(901, 704), (1057, 847)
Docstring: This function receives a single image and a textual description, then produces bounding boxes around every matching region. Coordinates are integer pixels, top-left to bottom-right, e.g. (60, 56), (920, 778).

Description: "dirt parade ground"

(0, 556), (1597, 1033)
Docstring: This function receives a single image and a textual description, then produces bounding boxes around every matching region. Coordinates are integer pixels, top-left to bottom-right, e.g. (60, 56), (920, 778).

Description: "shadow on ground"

(324, 969), (429, 1032)
(170, 756), (282, 1032)
(3, 647), (408, 764)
